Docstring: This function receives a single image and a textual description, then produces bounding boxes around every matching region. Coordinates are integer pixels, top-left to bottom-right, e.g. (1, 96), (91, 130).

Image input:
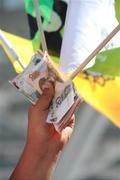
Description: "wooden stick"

(70, 24), (120, 80)
(34, 0), (48, 52)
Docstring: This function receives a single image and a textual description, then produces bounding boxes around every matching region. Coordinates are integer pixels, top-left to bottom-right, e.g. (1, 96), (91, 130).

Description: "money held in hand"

(10, 51), (80, 130)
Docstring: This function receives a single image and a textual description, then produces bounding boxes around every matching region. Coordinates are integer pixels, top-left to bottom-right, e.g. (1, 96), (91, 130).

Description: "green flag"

(25, 0), (53, 26)
(25, 0), (67, 55)
(115, 0), (120, 22)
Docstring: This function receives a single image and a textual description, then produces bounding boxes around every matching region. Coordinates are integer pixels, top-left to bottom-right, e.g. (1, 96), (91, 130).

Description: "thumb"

(35, 81), (55, 111)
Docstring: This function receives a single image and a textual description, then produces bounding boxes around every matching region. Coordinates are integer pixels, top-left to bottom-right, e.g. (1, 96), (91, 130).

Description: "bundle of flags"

(0, 0), (120, 127)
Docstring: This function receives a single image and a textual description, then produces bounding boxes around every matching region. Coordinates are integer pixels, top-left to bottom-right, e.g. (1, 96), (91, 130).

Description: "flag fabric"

(25, 0), (53, 26)
(73, 48), (120, 127)
(1, 30), (120, 127)
(25, 0), (120, 56)
(25, 0), (67, 55)
(0, 30), (34, 73)
(115, 0), (120, 22)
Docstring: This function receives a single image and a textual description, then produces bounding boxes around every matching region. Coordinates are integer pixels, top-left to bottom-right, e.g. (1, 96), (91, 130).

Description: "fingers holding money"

(56, 97), (82, 132)
(35, 81), (55, 111)
(28, 80), (55, 128)
(60, 115), (75, 145)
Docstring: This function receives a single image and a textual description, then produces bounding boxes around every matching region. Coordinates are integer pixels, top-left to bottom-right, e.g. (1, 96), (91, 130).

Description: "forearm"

(10, 82), (75, 180)
(10, 140), (62, 180)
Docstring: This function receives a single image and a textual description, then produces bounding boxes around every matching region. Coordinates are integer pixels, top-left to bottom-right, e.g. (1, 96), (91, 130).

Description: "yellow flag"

(1, 30), (120, 128)
(73, 73), (120, 127)
(0, 30), (34, 73)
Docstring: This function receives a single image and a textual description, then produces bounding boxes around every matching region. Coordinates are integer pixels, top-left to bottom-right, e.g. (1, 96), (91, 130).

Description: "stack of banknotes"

(10, 51), (80, 131)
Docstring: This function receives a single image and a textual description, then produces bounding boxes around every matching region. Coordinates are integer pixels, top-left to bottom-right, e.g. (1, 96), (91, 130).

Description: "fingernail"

(42, 82), (51, 90)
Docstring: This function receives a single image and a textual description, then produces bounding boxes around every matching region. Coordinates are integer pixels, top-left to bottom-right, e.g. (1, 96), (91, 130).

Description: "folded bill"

(47, 79), (79, 123)
(10, 51), (80, 131)
(10, 51), (47, 103)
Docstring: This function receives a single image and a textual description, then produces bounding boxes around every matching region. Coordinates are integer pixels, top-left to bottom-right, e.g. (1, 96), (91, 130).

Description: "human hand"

(27, 81), (75, 149)
(10, 81), (79, 180)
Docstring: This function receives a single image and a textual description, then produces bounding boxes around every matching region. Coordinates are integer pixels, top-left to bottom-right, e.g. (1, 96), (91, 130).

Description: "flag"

(1, 0), (120, 127)
(25, 0), (67, 55)
(1, 30), (120, 127)
(0, 30), (34, 73)
(25, 0), (53, 25)
(73, 48), (120, 127)
(115, 0), (120, 22)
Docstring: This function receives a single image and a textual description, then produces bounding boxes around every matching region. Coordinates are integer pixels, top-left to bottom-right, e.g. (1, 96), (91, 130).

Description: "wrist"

(24, 142), (61, 180)
(10, 141), (60, 180)
(26, 135), (62, 158)
(26, 128), (64, 154)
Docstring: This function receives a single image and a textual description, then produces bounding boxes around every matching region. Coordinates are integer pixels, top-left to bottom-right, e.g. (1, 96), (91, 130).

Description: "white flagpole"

(0, 30), (25, 69)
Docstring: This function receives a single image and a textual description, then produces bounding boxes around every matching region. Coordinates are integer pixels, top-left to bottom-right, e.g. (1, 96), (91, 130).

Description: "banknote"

(54, 96), (81, 132)
(10, 51), (80, 130)
(10, 51), (65, 103)
(47, 79), (80, 125)
(47, 79), (81, 132)
(10, 51), (47, 104)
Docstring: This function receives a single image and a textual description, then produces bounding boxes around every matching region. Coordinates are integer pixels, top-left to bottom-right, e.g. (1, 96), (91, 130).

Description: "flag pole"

(33, 0), (48, 53)
(70, 24), (120, 80)
(0, 30), (25, 69)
